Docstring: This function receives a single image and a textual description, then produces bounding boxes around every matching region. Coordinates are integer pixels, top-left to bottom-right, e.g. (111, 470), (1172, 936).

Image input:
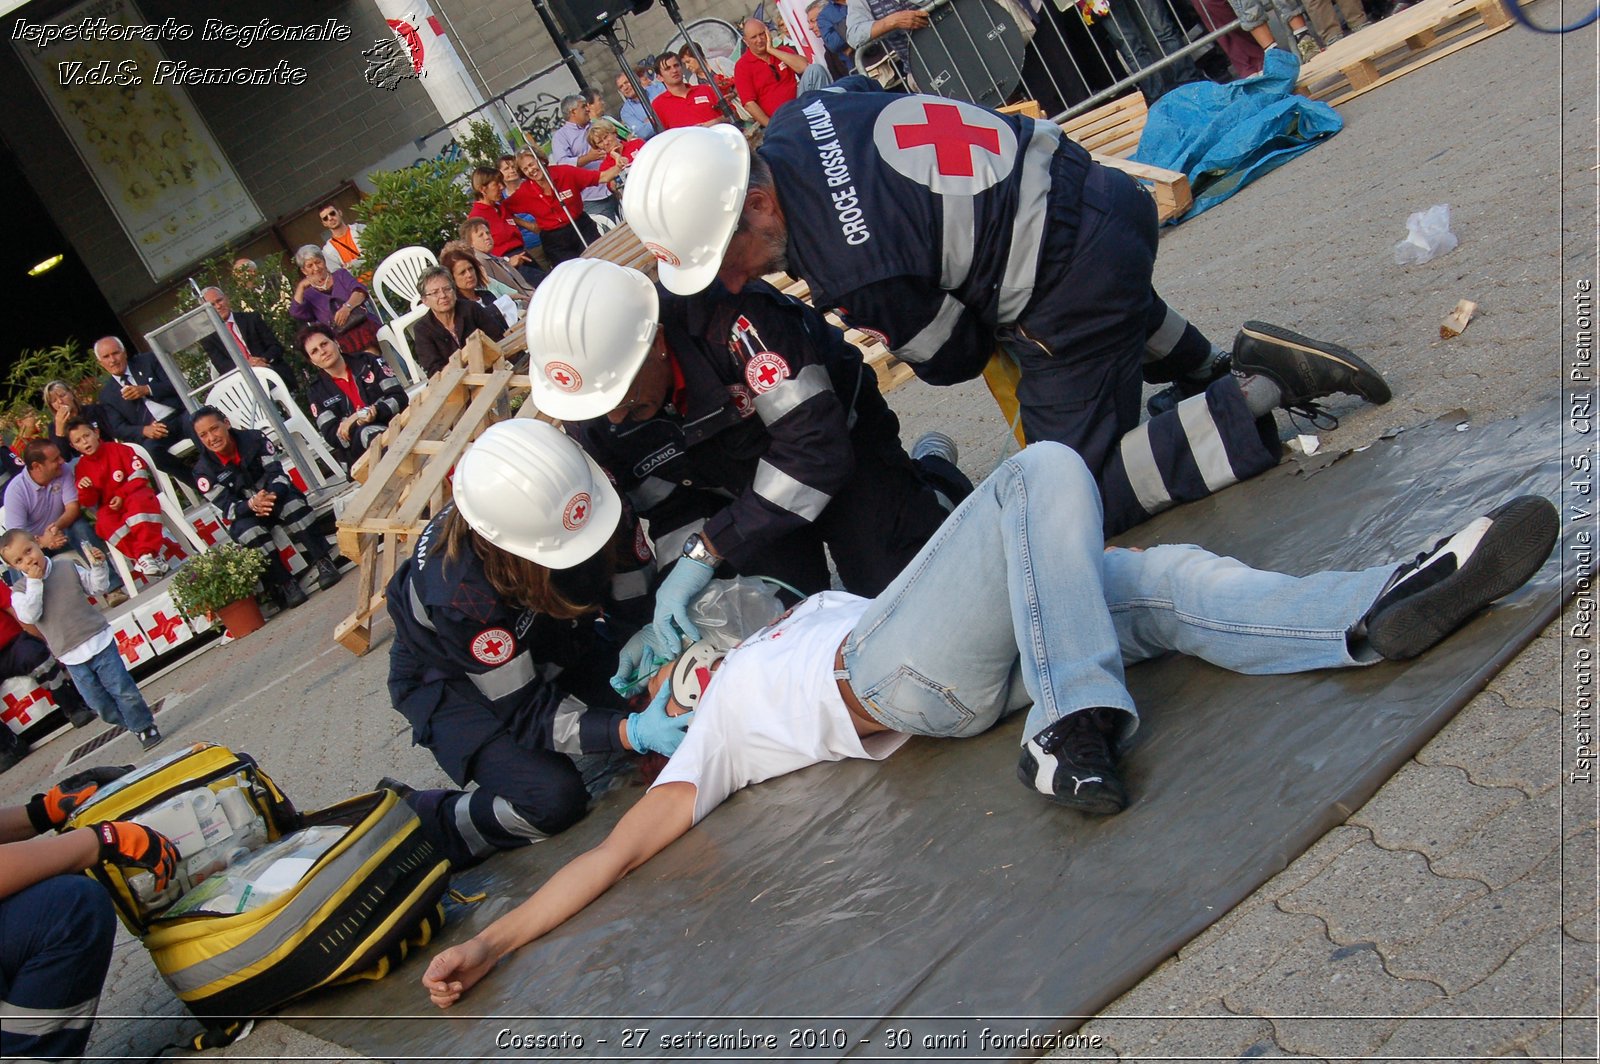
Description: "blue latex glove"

(625, 684), (694, 756)
(652, 555), (716, 649)
(610, 625), (680, 697)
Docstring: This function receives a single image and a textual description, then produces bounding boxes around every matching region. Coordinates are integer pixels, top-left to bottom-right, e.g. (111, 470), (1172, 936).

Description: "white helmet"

(622, 124), (751, 295)
(526, 260), (660, 421)
(452, 420), (621, 569)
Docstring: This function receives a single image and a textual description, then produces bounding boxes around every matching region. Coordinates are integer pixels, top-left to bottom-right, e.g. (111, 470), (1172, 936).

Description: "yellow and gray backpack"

(67, 741), (450, 1048)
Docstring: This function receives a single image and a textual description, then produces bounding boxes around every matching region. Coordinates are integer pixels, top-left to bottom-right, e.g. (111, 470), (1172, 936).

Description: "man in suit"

(197, 288), (292, 380)
(92, 336), (196, 488)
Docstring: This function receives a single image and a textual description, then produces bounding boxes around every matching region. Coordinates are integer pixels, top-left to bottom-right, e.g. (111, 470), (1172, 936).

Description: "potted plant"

(169, 542), (269, 639)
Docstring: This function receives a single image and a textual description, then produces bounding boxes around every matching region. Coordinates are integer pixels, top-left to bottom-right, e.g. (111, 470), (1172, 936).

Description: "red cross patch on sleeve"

(745, 352), (790, 395)
(471, 627), (515, 665)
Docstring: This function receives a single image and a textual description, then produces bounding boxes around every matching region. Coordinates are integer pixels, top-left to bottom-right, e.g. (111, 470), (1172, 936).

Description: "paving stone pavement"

(0, 3), (1592, 1060)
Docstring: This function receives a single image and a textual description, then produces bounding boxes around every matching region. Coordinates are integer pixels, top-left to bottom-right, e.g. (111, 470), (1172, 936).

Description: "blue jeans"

(841, 444), (1395, 744)
(64, 641), (153, 733)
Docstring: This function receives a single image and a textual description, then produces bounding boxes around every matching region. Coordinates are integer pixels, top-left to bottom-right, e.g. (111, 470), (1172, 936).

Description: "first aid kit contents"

(163, 825), (347, 917)
(125, 776), (273, 907)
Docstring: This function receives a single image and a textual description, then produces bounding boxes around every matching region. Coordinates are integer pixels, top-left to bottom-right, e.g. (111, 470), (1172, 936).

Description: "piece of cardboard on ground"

(285, 396), (1581, 1058)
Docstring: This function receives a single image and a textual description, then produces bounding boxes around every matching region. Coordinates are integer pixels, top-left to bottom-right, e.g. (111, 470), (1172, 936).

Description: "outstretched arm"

(422, 781), (697, 1007)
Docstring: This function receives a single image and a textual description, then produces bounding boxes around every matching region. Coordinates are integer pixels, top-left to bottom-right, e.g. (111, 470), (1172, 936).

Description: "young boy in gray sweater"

(0, 530), (161, 751)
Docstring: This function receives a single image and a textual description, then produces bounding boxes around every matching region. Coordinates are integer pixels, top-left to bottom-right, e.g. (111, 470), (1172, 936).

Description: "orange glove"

(25, 764), (134, 833)
(95, 821), (180, 891)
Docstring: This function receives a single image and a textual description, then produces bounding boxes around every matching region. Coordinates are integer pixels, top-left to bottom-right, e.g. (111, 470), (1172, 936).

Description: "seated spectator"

(467, 168), (546, 288)
(733, 19), (817, 126)
(680, 44), (740, 103)
(42, 381), (107, 462)
(406, 266), (508, 378)
(198, 287), (292, 379)
(92, 335), (194, 490)
(319, 204), (371, 285)
(845, 0), (928, 68)
(190, 406), (342, 609)
(811, 0), (854, 76)
(64, 419), (169, 579)
(498, 155), (550, 268)
(504, 158), (619, 266)
(299, 325), (408, 473)
(652, 52), (729, 129)
(460, 216), (540, 304)
(636, 59), (667, 100)
(441, 247), (520, 317)
(289, 246), (380, 356)
(550, 95), (621, 225)
(2, 440), (124, 601)
(616, 72), (659, 139)
(589, 122), (644, 167)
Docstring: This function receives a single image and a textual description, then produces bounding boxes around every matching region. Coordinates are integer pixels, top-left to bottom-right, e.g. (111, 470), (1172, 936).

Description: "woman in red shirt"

(467, 170), (545, 287)
(505, 155), (621, 266)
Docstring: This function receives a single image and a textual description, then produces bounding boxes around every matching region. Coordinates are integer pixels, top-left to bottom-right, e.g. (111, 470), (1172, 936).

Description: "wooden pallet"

(333, 332), (524, 654)
(1297, 0), (1519, 106)
(1057, 93), (1195, 222)
(580, 223), (917, 393)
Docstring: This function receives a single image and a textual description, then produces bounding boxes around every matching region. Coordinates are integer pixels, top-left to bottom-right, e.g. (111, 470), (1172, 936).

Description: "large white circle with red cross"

(562, 492), (592, 531)
(871, 97), (1018, 196)
(471, 627), (516, 665)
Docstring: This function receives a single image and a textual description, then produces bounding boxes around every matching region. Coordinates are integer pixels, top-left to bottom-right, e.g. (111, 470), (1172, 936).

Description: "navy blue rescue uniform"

(757, 78), (1279, 535)
(304, 354), (409, 472)
(192, 427), (331, 586)
(386, 507), (642, 866)
(0, 873), (116, 1061)
(568, 281), (970, 598)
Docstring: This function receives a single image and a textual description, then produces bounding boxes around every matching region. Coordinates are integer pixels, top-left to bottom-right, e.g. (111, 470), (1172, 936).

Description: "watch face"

(682, 534), (703, 557)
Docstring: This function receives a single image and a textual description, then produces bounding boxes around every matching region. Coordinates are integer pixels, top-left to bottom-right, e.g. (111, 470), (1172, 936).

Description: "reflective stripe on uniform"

(755, 363), (830, 425)
(753, 461), (831, 521)
(995, 119), (1063, 323)
(1145, 303), (1188, 360)
(1117, 422), (1172, 514)
(491, 796), (550, 841)
(550, 695), (587, 755)
(941, 195), (975, 289)
(467, 650), (537, 702)
(893, 294), (967, 364)
(408, 581), (437, 632)
(628, 476), (676, 511)
(611, 566), (651, 601)
(1176, 393), (1241, 493)
(0, 996), (99, 1034)
(452, 792), (494, 857)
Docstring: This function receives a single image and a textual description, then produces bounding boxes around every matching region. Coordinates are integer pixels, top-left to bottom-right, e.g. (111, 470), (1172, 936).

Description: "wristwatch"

(680, 533), (717, 567)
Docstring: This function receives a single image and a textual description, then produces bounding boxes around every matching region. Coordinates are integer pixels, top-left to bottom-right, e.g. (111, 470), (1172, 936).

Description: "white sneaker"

(136, 554), (165, 577)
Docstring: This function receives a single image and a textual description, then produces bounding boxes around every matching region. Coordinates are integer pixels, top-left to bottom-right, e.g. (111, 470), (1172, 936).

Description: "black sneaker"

(277, 580), (308, 609)
(1364, 495), (1559, 660)
(314, 558), (344, 591)
(1018, 708), (1129, 815)
(1232, 322), (1392, 421)
(137, 726), (164, 752)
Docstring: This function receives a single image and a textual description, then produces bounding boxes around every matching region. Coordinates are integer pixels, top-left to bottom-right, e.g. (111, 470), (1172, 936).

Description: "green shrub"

(169, 541), (268, 619)
(351, 159), (472, 275)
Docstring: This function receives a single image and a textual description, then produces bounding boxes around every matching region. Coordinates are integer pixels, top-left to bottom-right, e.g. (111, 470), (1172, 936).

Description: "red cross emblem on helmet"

(545, 361), (582, 393)
(873, 97), (1018, 196)
(563, 492), (591, 531)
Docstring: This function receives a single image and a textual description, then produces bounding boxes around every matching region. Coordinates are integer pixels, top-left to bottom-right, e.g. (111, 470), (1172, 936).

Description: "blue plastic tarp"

(1133, 48), (1343, 221)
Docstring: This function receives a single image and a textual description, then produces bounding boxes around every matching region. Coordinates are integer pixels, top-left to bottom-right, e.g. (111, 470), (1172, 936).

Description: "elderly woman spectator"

(587, 124), (643, 197)
(506, 156), (619, 266)
(549, 94), (620, 225)
(459, 217), (540, 304)
(405, 266), (507, 378)
(440, 247), (522, 321)
(299, 325), (408, 472)
(467, 168), (546, 288)
(43, 381), (107, 460)
(288, 245), (379, 355)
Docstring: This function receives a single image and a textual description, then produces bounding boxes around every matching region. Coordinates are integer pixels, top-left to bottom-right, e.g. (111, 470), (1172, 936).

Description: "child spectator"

(65, 418), (169, 580)
(0, 530), (162, 751)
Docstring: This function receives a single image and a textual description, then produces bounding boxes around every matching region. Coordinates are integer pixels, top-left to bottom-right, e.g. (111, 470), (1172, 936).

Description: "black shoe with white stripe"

(1018, 708), (1129, 815)
(1363, 495), (1558, 660)
(1232, 321), (1392, 421)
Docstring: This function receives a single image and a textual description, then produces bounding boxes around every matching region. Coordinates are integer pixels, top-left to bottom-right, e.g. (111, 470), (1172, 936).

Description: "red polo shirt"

(469, 200), (524, 258)
(733, 48), (799, 118)
(0, 581), (22, 649)
(504, 167), (601, 231)
(653, 85), (723, 129)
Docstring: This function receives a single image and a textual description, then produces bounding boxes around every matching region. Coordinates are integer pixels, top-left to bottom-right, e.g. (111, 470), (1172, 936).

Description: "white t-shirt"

(652, 591), (909, 823)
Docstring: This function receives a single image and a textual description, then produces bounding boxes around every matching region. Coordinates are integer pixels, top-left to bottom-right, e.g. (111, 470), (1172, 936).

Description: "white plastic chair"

(375, 304), (431, 392)
(205, 368), (346, 486)
(371, 246), (439, 320)
(103, 442), (211, 595)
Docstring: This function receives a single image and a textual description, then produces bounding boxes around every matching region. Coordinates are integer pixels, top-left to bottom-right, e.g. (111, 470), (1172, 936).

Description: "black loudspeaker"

(545, 0), (654, 43)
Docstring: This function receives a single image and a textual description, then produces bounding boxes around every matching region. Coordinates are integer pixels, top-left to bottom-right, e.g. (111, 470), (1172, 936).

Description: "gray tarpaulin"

(289, 397), (1583, 1061)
